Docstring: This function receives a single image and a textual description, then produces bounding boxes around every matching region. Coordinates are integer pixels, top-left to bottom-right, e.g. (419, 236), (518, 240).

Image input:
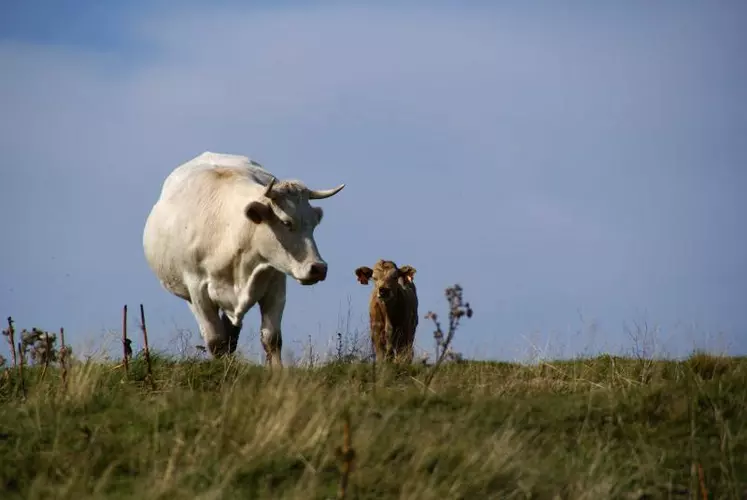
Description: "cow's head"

(355, 260), (417, 302)
(245, 176), (345, 285)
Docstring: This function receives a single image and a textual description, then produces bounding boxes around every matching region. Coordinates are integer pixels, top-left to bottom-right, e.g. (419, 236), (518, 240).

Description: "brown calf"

(354, 260), (418, 363)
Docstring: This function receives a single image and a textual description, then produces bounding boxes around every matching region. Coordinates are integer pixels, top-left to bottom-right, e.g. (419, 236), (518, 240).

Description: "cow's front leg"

(205, 280), (244, 355)
(258, 275), (286, 368)
(187, 288), (229, 357)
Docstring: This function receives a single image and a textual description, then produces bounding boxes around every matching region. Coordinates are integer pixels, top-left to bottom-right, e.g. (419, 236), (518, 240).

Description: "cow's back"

(160, 151), (271, 201)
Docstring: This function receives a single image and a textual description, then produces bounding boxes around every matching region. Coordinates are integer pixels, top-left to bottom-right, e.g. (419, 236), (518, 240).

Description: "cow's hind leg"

(258, 275), (286, 368)
(220, 310), (242, 354)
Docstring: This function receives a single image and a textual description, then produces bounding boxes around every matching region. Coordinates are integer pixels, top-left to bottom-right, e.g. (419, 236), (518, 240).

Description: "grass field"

(1, 343), (746, 499)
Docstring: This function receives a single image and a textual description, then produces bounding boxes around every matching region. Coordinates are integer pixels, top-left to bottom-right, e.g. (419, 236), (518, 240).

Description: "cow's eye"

(282, 220), (293, 230)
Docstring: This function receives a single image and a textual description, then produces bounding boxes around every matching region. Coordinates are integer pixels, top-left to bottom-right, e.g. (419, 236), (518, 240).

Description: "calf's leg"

(371, 330), (386, 363)
(384, 317), (395, 362)
(370, 313), (387, 363)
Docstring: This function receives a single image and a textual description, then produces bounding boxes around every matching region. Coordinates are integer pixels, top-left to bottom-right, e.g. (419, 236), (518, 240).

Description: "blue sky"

(1, 0), (745, 362)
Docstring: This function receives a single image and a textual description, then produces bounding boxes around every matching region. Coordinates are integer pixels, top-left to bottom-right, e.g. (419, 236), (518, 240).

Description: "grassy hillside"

(0, 350), (745, 499)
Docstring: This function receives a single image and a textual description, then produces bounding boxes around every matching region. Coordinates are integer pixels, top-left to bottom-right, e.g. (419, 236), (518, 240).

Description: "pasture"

(1, 325), (746, 499)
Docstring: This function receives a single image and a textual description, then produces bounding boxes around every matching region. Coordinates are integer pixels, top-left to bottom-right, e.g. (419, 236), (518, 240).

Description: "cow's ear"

(355, 266), (373, 285)
(312, 206), (324, 224)
(245, 201), (273, 224)
(399, 265), (417, 283)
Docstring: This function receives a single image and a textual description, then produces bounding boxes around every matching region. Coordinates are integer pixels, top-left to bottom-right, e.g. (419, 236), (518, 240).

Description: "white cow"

(142, 151), (345, 366)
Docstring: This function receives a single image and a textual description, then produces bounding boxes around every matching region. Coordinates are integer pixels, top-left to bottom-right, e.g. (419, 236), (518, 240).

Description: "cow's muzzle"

(298, 262), (327, 285)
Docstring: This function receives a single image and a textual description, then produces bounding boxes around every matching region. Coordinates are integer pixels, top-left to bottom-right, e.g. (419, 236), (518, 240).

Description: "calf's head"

(245, 176), (344, 285)
(355, 260), (417, 302)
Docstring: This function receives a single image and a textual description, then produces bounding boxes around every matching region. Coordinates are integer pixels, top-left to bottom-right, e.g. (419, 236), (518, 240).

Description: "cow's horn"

(262, 176), (276, 199)
(308, 183), (345, 200)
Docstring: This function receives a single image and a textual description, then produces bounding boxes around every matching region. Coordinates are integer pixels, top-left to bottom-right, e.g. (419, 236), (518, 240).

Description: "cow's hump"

(160, 151), (273, 199)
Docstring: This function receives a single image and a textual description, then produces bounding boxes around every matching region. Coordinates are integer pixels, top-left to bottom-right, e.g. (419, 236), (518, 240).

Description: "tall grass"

(0, 349), (745, 499)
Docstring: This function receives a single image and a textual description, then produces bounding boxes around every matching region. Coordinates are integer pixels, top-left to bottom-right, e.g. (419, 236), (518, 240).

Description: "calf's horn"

(308, 183), (346, 200)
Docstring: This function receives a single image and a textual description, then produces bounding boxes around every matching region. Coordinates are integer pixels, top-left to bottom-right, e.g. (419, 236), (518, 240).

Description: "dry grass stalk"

(39, 331), (51, 382)
(422, 284), (473, 391)
(59, 327), (69, 390)
(336, 412), (356, 499)
(3, 316), (17, 368)
(697, 463), (707, 500)
(17, 341), (26, 399)
(139, 304), (156, 391)
(122, 304), (131, 377)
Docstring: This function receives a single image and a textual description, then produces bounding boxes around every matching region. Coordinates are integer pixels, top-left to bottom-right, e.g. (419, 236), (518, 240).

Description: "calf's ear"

(399, 265), (417, 282)
(245, 201), (273, 224)
(354, 266), (373, 285)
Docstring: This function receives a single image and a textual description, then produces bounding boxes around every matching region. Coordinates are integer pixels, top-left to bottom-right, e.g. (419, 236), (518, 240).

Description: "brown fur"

(354, 260), (418, 363)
